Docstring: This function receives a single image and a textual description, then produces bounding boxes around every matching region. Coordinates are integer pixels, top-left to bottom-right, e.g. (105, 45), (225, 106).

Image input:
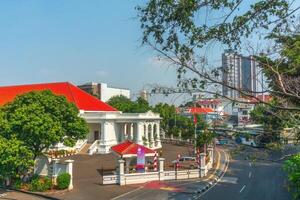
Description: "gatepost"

(207, 146), (214, 169)
(52, 158), (60, 185)
(118, 159), (125, 185)
(200, 153), (207, 177)
(65, 159), (74, 190)
(158, 158), (165, 181)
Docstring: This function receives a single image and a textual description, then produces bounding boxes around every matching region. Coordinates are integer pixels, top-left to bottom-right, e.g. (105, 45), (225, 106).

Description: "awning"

(111, 140), (155, 158)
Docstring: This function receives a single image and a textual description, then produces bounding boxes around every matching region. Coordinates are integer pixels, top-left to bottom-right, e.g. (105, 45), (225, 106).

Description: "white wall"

(100, 83), (130, 102)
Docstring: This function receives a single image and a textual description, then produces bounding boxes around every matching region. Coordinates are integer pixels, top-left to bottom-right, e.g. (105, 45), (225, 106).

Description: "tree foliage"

(137, 0), (300, 111)
(0, 136), (34, 182)
(153, 103), (209, 139)
(0, 90), (89, 158)
(107, 95), (151, 113)
(283, 153), (300, 199)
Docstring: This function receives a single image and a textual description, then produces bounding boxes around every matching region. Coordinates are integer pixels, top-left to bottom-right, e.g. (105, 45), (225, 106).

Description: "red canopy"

(111, 140), (155, 158)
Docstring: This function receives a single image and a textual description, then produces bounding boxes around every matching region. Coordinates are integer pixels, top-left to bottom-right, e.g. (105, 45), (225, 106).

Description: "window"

(242, 110), (248, 115)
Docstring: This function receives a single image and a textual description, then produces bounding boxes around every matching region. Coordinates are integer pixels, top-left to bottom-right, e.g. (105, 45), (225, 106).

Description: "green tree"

(107, 95), (135, 112)
(283, 153), (300, 199)
(196, 129), (215, 149)
(107, 95), (152, 113)
(0, 136), (34, 184)
(0, 90), (89, 159)
(132, 97), (151, 113)
(153, 103), (177, 134)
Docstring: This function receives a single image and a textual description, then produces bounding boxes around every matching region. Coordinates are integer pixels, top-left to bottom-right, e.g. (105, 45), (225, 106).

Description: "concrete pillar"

(52, 158), (60, 185)
(149, 123), (154, 148)
(156, 123), (162, 148)
(118, 159), (125, 186)
(65, 159), (74, 190)
(158, 158), (165, 181)
(200, 153), (207, 177)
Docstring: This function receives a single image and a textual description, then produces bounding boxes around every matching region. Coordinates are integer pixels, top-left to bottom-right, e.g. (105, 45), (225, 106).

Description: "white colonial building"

(83, 111), (162, 154)
(0, 82), (161, 154)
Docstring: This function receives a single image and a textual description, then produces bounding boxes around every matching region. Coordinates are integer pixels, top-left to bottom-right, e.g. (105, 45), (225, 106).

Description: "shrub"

(29, 176), (52, 192)
(56, 173), (70, 190)
(12, 178), (22, 189)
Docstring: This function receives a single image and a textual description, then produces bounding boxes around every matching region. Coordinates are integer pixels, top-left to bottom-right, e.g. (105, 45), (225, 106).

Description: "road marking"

(249, 171), (252, 179)
(111, 185), (144, 200)
(239, 185), (246, 193)
(249, 163), (252, 167)
(219, 176), (238, 184)
(195, 148), (230, 198)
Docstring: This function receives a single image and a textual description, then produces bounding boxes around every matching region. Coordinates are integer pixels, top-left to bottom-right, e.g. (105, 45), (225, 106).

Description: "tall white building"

(222, 50), (258, 99)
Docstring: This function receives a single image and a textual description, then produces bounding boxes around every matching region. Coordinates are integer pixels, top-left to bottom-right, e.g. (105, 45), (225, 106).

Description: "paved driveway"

(51, 143), (190, 200)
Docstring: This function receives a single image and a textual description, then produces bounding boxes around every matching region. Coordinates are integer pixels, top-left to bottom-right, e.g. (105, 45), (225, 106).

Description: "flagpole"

(194, 123), (197, 154)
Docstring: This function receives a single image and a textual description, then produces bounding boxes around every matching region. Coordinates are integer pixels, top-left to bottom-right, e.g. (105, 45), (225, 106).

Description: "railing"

(88, 140), (100, 155)
(103, 174), (118, 185)
(74, 139), (87, 152)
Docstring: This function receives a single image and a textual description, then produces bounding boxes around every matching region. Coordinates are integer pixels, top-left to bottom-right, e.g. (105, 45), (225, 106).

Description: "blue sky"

(0, 1), (298, 105)
(0, 0), (181, 102)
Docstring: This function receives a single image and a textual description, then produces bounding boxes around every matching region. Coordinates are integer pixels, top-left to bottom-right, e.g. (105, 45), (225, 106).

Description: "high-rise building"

(222, 50), (258, 99)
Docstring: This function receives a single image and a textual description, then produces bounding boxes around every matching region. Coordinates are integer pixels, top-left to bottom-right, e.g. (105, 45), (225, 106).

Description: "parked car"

(172, 156), (197, 169)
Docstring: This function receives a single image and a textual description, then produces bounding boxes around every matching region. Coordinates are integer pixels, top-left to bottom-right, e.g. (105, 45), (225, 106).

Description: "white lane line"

(249, 171), (252, 179)
(249, 162), (252, 167)
(111, 185), (144, 200)
(239, 185), (246, 193)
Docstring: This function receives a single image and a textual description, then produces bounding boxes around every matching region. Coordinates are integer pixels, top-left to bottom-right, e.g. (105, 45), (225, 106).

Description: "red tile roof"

(0, 82), (118, 112)
(188, 107), (214, 114)
(111, 140), (155, 157)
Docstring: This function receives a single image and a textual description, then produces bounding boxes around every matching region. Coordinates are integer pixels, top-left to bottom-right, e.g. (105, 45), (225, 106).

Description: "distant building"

(222, 50), (258, 99)
(139, 90), (150, 101)
(78, 82), (130, 102)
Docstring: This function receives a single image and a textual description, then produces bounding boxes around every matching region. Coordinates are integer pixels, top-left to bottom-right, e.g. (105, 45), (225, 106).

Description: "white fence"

(103, 146), (214, 185)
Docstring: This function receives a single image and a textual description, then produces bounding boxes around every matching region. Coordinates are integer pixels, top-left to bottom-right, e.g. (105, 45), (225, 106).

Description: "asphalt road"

(197, 147), (291, 200)
(117, 145), (292, 200)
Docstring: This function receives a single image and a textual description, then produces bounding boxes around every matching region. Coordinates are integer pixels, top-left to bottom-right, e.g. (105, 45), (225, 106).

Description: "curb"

(4, 188), (61, 200)
(192, 149), (230, 199)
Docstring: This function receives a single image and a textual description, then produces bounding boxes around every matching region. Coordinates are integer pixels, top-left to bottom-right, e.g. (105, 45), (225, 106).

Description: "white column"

(155, 122), (162, 148)
(149, 123), (154, 148)
(130, 123), (133, 141)
(136, 122), (144, 145)
(99, 121), (117, 154)
(144, 123), (149, 147)
(65, 159), (74, 190)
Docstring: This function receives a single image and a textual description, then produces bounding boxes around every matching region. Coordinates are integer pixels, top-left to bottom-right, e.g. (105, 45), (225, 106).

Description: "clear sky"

(0, 0), (182, 103)
(1, 1), (298, 105)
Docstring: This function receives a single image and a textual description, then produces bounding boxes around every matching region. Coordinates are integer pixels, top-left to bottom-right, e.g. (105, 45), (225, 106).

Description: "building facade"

(0, 82), (161, 154)
(78, 82), (130, 102)
(222, 50), (258, 99)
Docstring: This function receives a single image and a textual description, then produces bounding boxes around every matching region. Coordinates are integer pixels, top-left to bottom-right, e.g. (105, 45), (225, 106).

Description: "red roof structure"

(111, 140), (155, 158)
(0, 82), (118, 112)
(188, 107), (214, 114)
